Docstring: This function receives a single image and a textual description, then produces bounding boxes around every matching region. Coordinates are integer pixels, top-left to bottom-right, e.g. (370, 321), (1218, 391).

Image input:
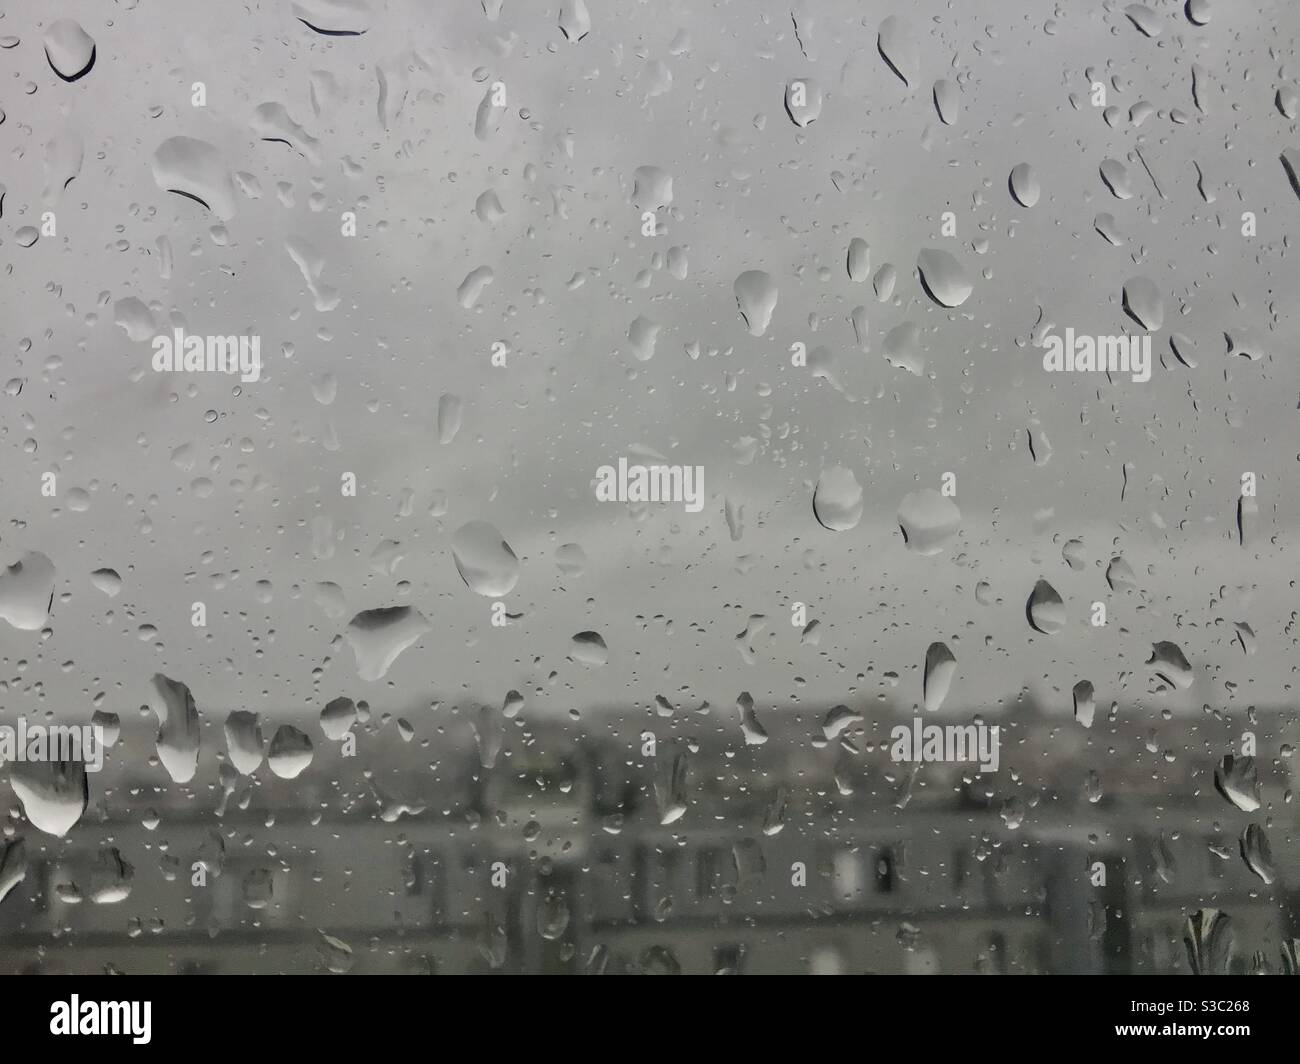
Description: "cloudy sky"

(2, 0), (1298, 740)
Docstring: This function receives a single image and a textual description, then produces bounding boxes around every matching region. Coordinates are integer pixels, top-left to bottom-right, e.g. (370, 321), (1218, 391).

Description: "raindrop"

(1124, 4), (1163, 38)
(877, 16), (918, 86)
(1026, 579), (1066, 634)
(555, 542), (587, 577)
(1073, 681), (1096, 728)
(1147, 641), (1193, 689)
(267, 726), (314, 779)
(1122, 277), (1163, 331)
(812, 466), (863, 531)
(0, 551), (56, 630)
(293, 0), (371, 36)
(450, 521), (519, 597)
(569, 631), (608, 668)
(882, 322), (924, 375)
(916, 248), (972, 307)
(10, 760), (88, 838)
(922, 642), (956, 712)
(320, 696), (356, 740)
(1009, 163), (1039, 207)
(344, 606), (430, 681)
(153, 137), (237, 219)
(1214, 756), (1259, 812)
(43, 20), (96, 82)
(784, 77), (823, 127)
(224, 711), (264, 775)
(846, 238), (870, 282)
(897, 490), (960, 554)
(1099, 158), (1134, 200)
(558, 0), (591, 41)
(734, 270), (778, 336)
(437, 394), (463, 444)
(148, 674), (201, 784)
(933, 79), (960, 125)
(738, 692), (768, 745)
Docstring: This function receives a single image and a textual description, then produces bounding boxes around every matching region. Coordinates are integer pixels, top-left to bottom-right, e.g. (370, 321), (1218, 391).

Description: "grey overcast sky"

(2, 0), (1298, 732)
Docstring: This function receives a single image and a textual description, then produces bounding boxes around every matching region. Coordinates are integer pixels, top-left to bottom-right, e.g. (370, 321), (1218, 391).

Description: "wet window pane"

(0, 0), (1297, 976)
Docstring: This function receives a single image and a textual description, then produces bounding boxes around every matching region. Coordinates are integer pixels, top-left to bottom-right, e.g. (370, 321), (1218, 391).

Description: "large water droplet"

(1009, 163), (1039, 207)
(451, 521), (519, 597)
(1240, 824), (1275, 885)
(0, 551), (56, 630)
(320, 697), (357, 740)
(933, 79), (960, 125)
(1214, 756), (1259, 812)
(847, 238), (870, 282)
(897, 489), (960, 554)
(917, 248), (972, 307)
(224, 711), (264, 775)
(43, 20), (96, 82)
(267, 725), (314, 779)
(558, 0), (591, 41)
(1147, 640), (1193, 689)
(882, 322), (924, 375)
(812, 466), (863, 531)
(1124, 4), (1163, 37)
(734, 270), (778, 336)
(569, 631), (608, 667)
(1026, 579), (1066, 634)
(877, 16), (918, 86)
(1122, 277), (1164, 331)
(148, 673), (202, 783)
(345, 606), (430, 680)
(784, 77), (823, 127)
(11, 760), (88, 838)
(922, 642), (956, 712)
(153, 137), (237, 219)
(1099, 158), (1134, 200)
